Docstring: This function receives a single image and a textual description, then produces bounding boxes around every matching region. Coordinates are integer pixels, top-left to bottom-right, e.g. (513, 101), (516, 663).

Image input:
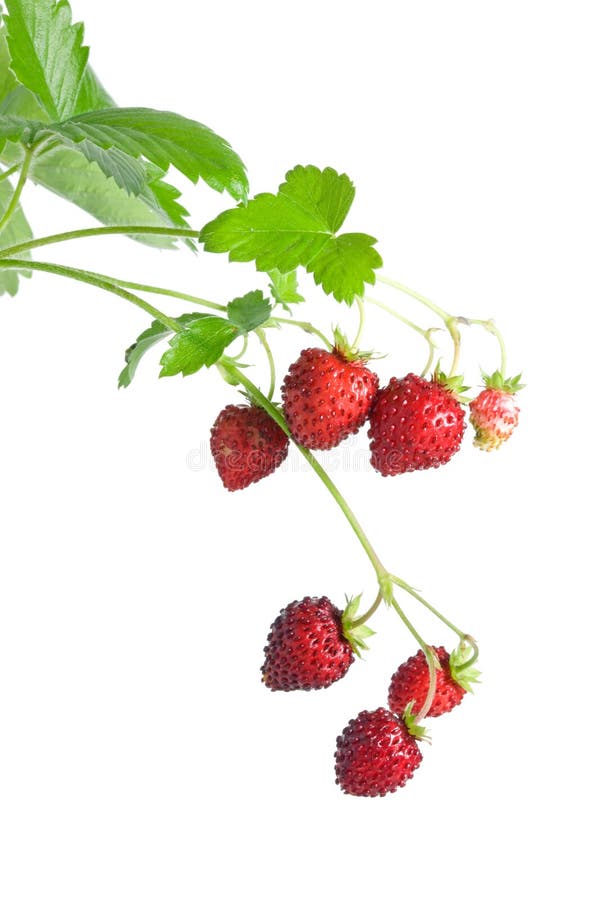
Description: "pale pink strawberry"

(469, 372), (523, 451)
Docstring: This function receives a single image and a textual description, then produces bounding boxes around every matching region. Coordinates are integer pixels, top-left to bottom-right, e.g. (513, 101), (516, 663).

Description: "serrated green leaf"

(159, 317), (239, 378)
(4, 0), (89, 121)
(308, 233), (381, 305)
(268, 269), (304, 308)
(0, 22), (17, 104)
(73, 66), (114, 115)
(200, 165), (382, 303)
(0, 175), (32, 295)
(227, 291), (271, 333)
(118, 312), (205, 388)
(28, 145), (191, 248)
(50, 107), (248, 202)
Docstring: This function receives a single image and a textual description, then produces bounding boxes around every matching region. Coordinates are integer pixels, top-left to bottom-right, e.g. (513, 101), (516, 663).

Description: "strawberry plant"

(0, 0), (523, 797)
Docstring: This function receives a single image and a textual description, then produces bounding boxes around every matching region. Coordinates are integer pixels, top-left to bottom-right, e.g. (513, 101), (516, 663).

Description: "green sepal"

(402, 701), (431, 743)
(434, 368), (470, 395)
(341, 595), (376, 658)
(226, 290), (271, 333)
(481, 370), (525, 393)
(449, 641), (481, 694)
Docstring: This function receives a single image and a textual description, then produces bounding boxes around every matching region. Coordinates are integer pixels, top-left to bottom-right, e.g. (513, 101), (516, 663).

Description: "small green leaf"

(268, 269), (305, 308)
(73, 66), (114, 115)
(227, 290), (271, 333)
(200, 165), (382, 303)
(0, 175), (32, 296)
(118, 313), (206, 388)
(4, 0), (89, 121)
(159, 316), (239, 378)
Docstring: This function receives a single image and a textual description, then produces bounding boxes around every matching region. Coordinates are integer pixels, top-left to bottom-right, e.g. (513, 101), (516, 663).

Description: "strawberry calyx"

(449, 639), (481, 693)
(433, 368), (470, 396)
(401, 701), (432, 743)
(341, 595), (376, 658)
(332, 327), (376, 364)
(481, 370), (524, 393)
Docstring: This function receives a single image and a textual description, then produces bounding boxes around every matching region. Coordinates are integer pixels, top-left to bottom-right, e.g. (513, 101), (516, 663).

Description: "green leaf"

(227, 291), (271, 333)
(159, 316), (239, 378)
(199, 165), (382, 303)
(29, 145), (191, 248)
(308, 233), (381, 304)
(51, 107), (248, 202)
(268, 269), (305, 308)
(118, 313), (204, 388)
(3, 0), (89, 121)
(73, 66), (114, 115)
(0, 175), (32, 296)
(0, 21), (17, 104)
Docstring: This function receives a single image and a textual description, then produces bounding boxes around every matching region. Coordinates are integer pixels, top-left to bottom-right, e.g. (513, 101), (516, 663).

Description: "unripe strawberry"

(469, 372), (523, 451)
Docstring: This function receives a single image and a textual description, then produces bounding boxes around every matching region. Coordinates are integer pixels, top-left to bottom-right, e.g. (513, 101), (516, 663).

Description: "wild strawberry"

(469, 372), (523, 451)
(261, 595), (372, 691)
(210, 404), (288, 491)
(334, 708), (423, 797)
(388, 644), (479, 720)
(368, 372), (466, 475)
(281, 345), (379, 450)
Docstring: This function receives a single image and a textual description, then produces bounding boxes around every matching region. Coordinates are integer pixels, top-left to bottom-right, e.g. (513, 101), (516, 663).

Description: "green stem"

(389, 574), (467, 640)
(364, 294), (439, 376)
(0, 164), (20, 184)
(256, 328), (277, 401)
(390, 598), (438, 722)
(469, 318), (508, 377)
(0, 147), (33, 234)
(220, 362), (388, 580)
(351, 296), (366, 351)
(108, 277), (227, 312)
(350, 590), (383, 628)
(0, 259), (182, 333)
(230, 334), (248, 362)
(0, 225), (201, 259)
(269, 316), (333, 350)
(376, 274), (462, 376)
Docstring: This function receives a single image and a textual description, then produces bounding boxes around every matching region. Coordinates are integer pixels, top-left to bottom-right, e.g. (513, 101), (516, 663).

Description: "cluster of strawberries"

(261, 595), (477, 796)
(210, 344), (521, 491)
(209, 343), (519, 796)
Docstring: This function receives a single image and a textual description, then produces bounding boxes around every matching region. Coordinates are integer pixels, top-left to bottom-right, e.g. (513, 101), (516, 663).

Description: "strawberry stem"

(364, 294), (439, 375)
(389, 573), (473, 644)
(0, 147), (33, 234)
(351, 296), (366, 352)
(389, 597), (439, 722)
(256, 328), (276, 401)
(467, 318), (508, 378)
(0, 225), (201, 259)
(269, 316), (333, 350)
(349, 590), (383, 628)
(0, 259), (184, 333)
(376, 275), (462, 376)
(220, 362), (389, 582)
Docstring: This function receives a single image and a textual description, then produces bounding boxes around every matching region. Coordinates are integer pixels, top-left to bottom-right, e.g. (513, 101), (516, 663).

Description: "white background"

(1, 1), (598, 897)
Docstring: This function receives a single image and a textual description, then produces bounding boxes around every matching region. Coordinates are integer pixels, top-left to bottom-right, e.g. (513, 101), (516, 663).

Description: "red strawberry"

(469, 372), (522, 451)
(262, 596), (355, 691)
(368, 373), (466, 475)
(335, 708), (423, 797)
(281, 346), (379, 450)
(388, 646), (474, 720)
(210, 404), (288, 491)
